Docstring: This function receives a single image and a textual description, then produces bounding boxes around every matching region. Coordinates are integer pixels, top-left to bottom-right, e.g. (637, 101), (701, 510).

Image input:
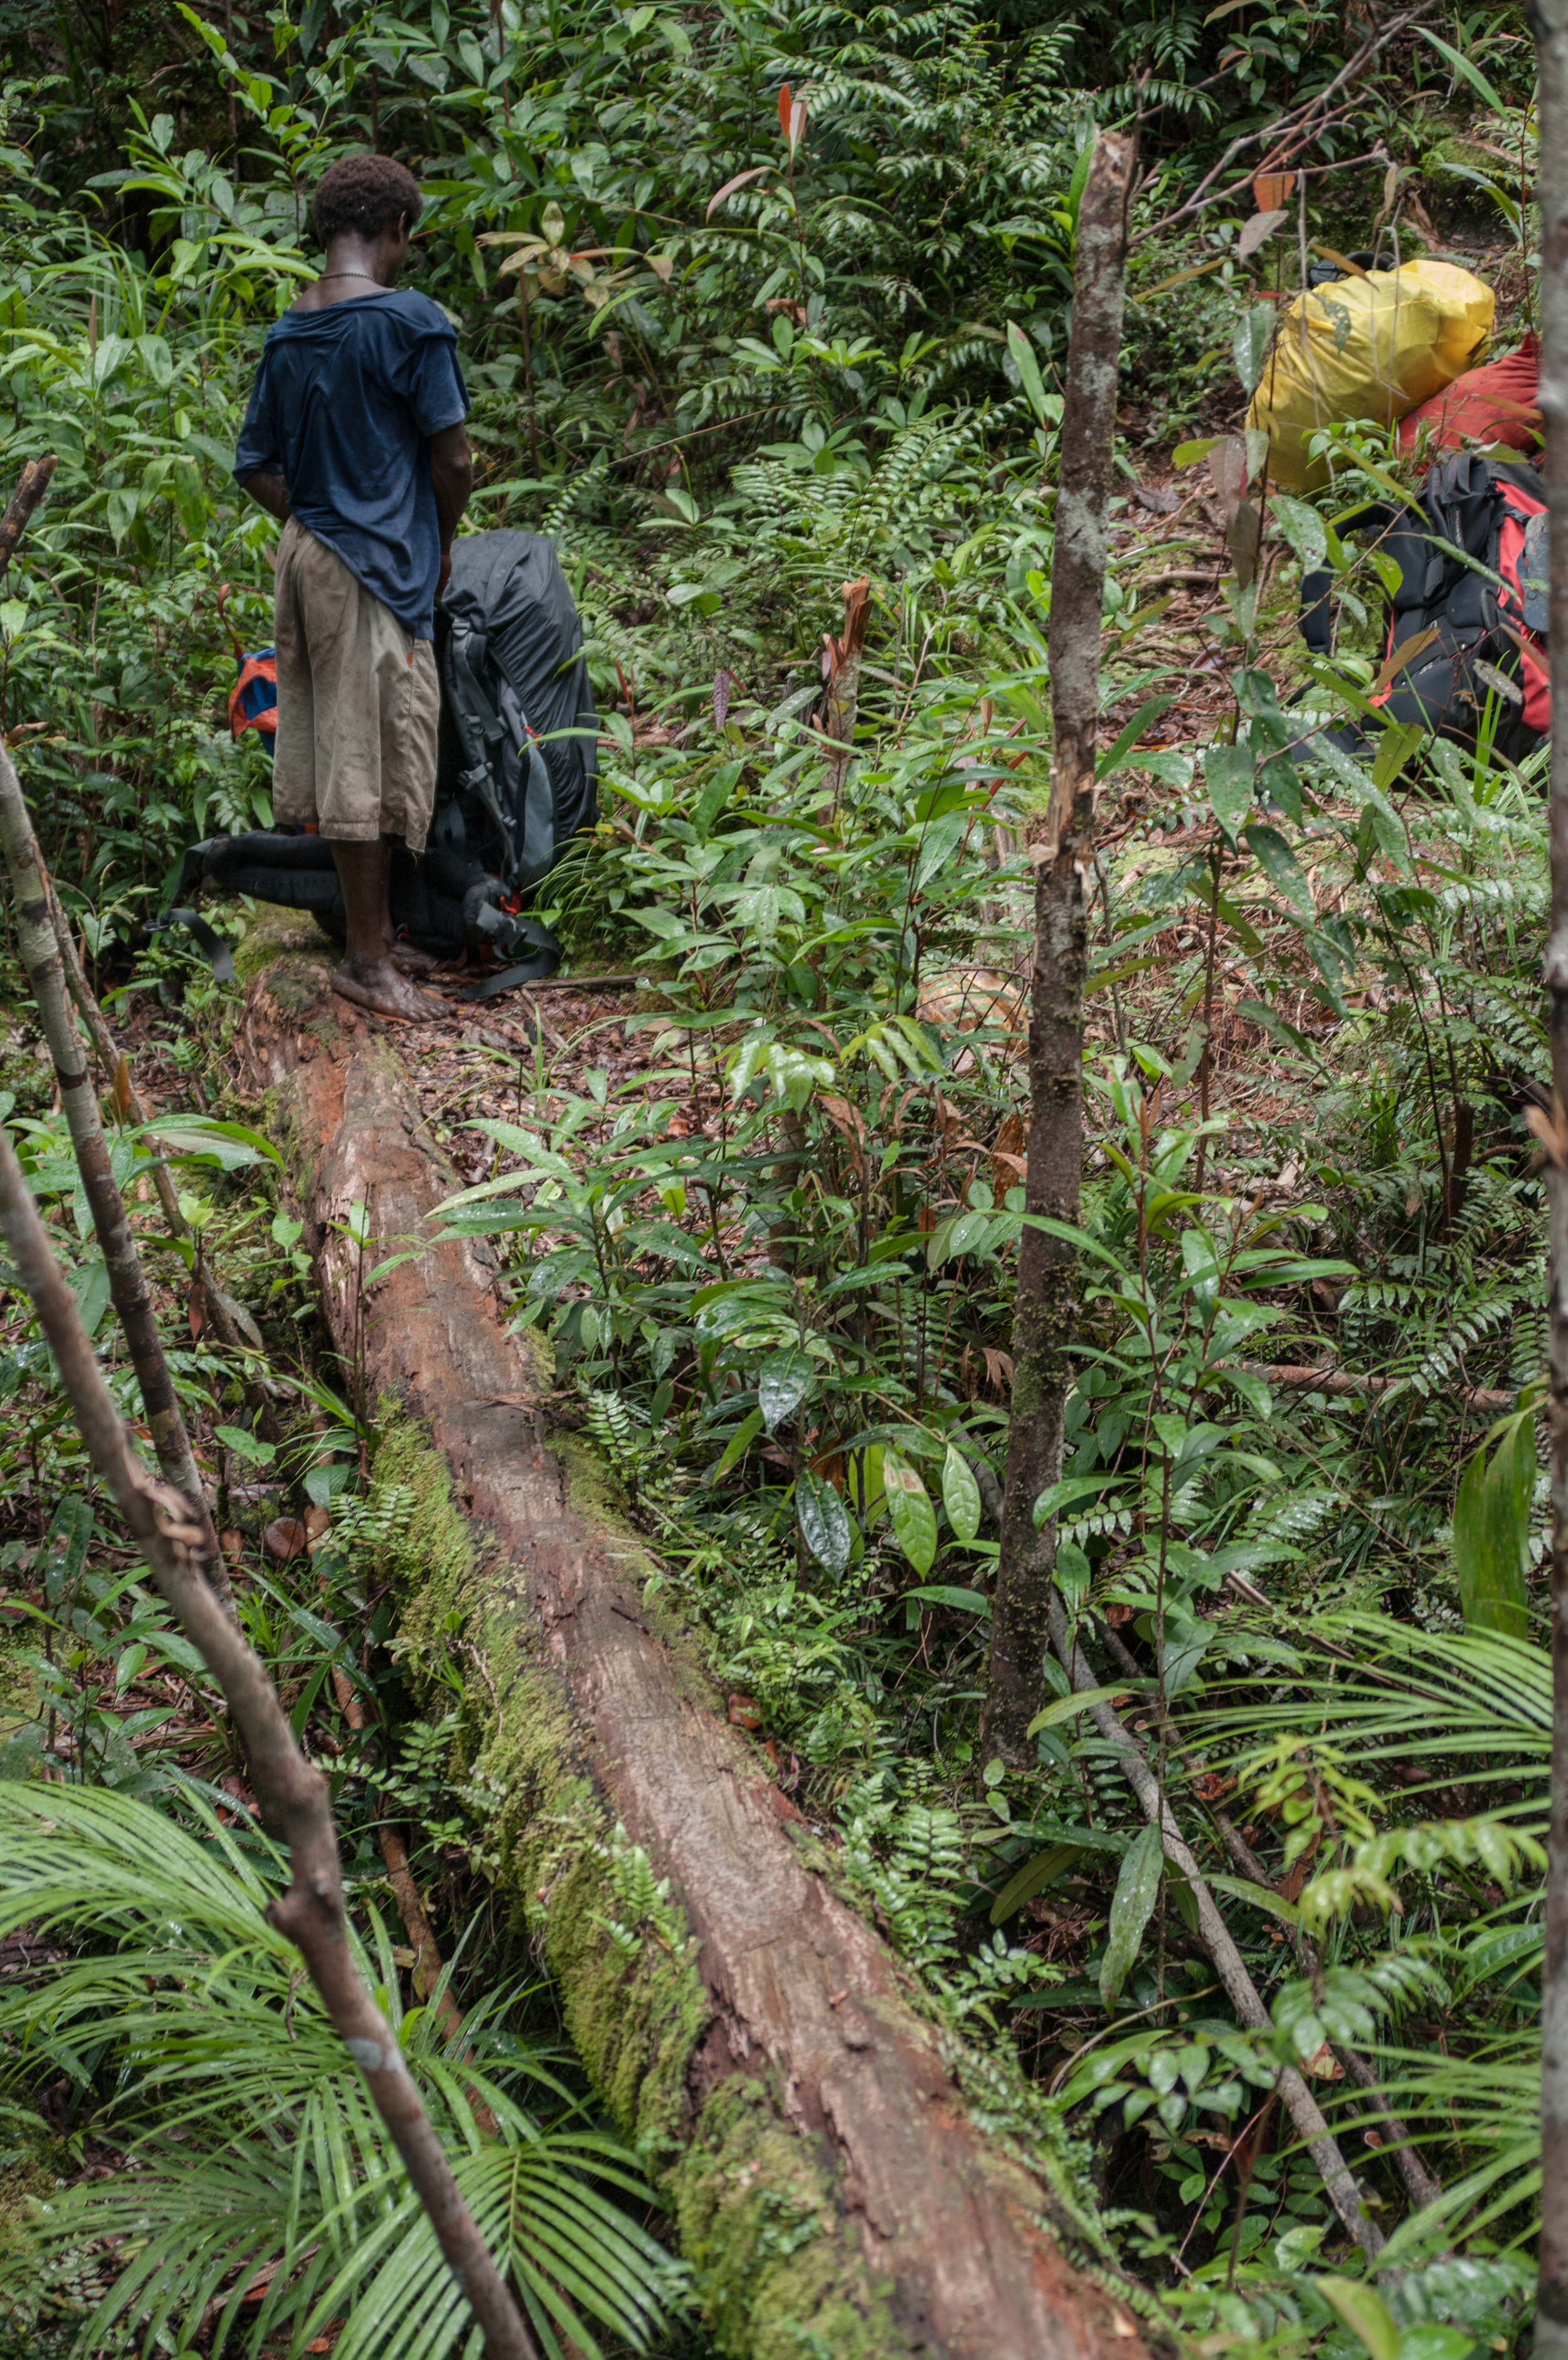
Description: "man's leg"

(289, 531), (442, 1021)
(328, 835), (442, 1019)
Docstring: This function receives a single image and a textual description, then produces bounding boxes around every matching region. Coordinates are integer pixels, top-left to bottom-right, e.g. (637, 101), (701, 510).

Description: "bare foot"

(332, 953), (443, 1022)
(388, 941), (443, 975)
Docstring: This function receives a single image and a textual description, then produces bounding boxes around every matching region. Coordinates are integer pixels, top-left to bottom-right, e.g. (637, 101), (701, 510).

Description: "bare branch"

(0, 742), (219, 1543)
(0, 1126), (539, 2360)
(1138, 4), (1436, 245)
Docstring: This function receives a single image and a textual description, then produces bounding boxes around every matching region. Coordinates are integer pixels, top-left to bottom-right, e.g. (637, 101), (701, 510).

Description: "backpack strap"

(446, 619), (519, 876)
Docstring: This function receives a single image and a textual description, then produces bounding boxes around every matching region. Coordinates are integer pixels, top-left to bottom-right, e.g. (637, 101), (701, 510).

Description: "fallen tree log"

(236, 922), (1157, 2360)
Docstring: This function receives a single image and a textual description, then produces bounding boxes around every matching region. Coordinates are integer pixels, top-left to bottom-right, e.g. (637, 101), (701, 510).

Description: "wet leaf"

(1100, 1823), (1165, 2008)
(883, 1449), (936, 1575)
(941, 1446), (982, 1545)
(797, 1469), (851, 1576)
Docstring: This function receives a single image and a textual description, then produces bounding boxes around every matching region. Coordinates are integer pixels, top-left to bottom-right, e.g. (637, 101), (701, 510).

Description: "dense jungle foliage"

(0, 0), (1559, 2352)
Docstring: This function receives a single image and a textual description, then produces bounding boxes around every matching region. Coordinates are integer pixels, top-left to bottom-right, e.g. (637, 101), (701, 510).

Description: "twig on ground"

(1241, 1360), (1517, 1411)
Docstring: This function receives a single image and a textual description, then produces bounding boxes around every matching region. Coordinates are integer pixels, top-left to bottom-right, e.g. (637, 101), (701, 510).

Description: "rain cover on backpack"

(433, 529), (599, 891)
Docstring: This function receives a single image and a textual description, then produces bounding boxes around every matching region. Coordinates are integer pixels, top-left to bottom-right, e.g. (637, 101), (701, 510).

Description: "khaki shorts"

(270, 518), (438, 854)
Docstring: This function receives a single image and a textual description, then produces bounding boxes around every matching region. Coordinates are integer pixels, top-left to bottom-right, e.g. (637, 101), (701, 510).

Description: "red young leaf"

(778, 81), (792, 136)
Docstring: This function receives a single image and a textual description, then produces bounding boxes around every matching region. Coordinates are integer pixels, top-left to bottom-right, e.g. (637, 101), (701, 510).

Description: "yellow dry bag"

(1248, 259), (1494, 491)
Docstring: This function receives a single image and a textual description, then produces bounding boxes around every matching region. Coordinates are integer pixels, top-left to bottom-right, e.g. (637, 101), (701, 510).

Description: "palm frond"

(1180, 1612), (1549, 1823)
(0, 1784), (681, 2358)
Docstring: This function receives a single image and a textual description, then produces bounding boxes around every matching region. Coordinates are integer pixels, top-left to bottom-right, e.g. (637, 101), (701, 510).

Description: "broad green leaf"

(990, 1841), (1081, 1926)
(215, 1424), (276, 1469)
(145, 1116), (282, 1170)
(73, 1256), (112, 1337)
(1232, 302), (1277, 396)
(105, 487), (139, 546)
(1206, 1871), (1300, 1926)
(883, 1449), (937, 1575)
(1244, 821), (1316, 922)
(1032, 1469), (1129, 1527)
(1027, 1683), (1137, 1736)
(941, 1446), (982, 1545)
(1453, 1417), (1530, 1642)
(136, 332), (172, 387)
(1099, 1822), (1164, 2009)
(711, 1408), (764, 1483)
(905, 1584), (991, 1616)
(1269, 492), (1327, 574)
(1007, 319), (1049, 423)
(1315, 2280), (1402, 2360)
(757, 1347), (815, 1432)
(797, 1469), (852, 1577)
(1370, 719), (1426, 793)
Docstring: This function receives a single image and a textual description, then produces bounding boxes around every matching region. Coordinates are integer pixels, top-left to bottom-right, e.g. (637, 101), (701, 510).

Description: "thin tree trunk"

(0, 744), (221, 1550)
(984, 130), (1134, 1762)
(0, 1131), (538, 2360)
(36, 855), (274, 1423)
(1535, 4), (1568, 2349)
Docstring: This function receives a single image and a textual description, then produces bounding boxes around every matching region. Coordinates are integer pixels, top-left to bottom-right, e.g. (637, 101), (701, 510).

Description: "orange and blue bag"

(216, 583), (276, 758)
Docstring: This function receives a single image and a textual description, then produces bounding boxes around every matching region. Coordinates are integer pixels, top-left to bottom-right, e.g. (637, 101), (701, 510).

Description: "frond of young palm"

(1365, 2036), (1540, 2268)
(1177, 1612), (1547, 2267)
(0, 1784), (681, 2359)
(1180, 1612), (1549, 1826)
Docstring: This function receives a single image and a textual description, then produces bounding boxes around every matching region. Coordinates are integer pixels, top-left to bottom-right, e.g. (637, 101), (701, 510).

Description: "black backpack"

(166, 531), (599, 998)
(1301, 452), (1549, 761)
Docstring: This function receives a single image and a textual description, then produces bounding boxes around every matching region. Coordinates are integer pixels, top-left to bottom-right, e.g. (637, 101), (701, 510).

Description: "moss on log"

(235, 929), (1158, 2360)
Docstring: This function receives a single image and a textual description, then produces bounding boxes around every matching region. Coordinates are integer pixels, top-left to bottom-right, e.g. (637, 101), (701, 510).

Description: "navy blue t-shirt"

(233, 288), (468, 639)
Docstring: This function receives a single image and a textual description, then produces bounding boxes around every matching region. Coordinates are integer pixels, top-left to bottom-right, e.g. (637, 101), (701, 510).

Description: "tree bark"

(0, 744), (220, 1548)
(235, 929), (1157, 2360)
(36, 852), (270, 1409)
(0, 1126), (538, 2360)
(1535, 5), (1568, 2351)
(984, 130), (1134, 1764)
(0, 453), (56, 574)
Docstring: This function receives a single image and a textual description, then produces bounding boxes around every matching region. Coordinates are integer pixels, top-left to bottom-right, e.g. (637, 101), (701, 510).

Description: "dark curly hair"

(312, 154), (423, 246)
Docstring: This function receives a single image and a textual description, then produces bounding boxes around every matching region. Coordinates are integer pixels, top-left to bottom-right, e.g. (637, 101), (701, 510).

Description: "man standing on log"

(235, 154), (472, 1022)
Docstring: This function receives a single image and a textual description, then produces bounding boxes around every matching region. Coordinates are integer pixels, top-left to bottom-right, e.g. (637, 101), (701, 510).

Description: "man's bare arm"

(240, 469), (291, 524)
(430, 423), (474, 600)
